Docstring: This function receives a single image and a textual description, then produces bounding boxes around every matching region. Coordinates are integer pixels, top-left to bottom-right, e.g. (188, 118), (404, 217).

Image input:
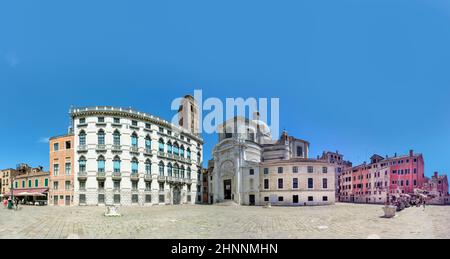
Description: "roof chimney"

(409, 150), (414, 157)
(434, 171), (438, 178)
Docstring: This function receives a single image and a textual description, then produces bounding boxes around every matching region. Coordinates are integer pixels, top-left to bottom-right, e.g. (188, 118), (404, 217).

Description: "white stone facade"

(210, 116), (336, 206)
(71, 107), (203, 206)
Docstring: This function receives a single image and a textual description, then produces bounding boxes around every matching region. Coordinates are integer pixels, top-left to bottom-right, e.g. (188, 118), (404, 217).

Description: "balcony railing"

(78, 171), (87, 180)
(96, 144), (107, 151)
(144, 149), (153, 156)
(112, 145), (122, 152)
(157, 152), (192, 164)
(112, 172), (122, 180)
(96, 171), (106, 180)
(78, 145), (88, 152)
(144, 174), (152, 182)
(130, 172), (139, 181)
(157, 175), (166, 182)
(130, 146), (139, 153)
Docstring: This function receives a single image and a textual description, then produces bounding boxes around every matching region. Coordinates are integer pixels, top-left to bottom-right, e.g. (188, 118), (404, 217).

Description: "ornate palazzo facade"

(67, 105), (203, 206)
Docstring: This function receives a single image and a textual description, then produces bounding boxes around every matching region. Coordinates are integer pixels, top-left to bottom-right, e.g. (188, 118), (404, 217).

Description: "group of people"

(2, 198), (20, 210)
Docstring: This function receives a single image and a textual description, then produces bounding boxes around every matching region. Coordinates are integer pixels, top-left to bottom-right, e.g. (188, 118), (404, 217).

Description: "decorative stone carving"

(105, 206), (121, 217)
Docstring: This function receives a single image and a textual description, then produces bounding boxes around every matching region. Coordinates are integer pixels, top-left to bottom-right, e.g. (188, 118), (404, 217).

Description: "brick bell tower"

(178, 95), (200, 135)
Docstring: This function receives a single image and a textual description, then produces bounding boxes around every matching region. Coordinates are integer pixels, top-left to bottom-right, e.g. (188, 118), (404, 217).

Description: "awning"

(12, 188), (48, 197)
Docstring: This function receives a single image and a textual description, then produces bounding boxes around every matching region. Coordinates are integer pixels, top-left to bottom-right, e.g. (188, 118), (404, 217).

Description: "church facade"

(210, 116), (336, 206)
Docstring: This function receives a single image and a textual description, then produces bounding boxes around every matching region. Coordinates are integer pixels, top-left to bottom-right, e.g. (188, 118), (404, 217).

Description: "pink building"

(423, 172), (449, 205)
(340, 150), (425, 204)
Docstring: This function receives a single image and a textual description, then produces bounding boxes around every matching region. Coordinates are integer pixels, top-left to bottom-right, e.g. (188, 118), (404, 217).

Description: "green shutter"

(45, 179), (48, 187)
(35, 179), (39, 187)
(28, 180), (31, 188)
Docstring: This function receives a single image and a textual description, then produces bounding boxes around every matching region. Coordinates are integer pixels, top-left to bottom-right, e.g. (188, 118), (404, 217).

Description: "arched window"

(174, 163), (179, 178)
(98, 155), (105, 172)
(79, 131), (86, 146)
(180, 165), (185, 178)
(145, 159), (151, 175)
(158, 138), (165, 152)
(113, 130), (121, 146)
(187, 167), (191, 179)
(113, 156), (121, 173)
(98, 129), (105, 145)
(158, 161), (165, 176)
(145, 135), (152, 150)
(180, 145), (185, 157)
(167, 141), (173, 154)
(187, 148), (191, 159)
(173, 143), (179, 156)
(79, 156), (86, 173)
(131, 132), (138, 148)
(197, 152), (202, 163)
(167, 163), (173, 177)
(131, 157), (139, 174)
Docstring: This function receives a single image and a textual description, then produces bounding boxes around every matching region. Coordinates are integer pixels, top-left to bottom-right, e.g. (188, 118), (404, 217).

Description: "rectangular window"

(79, 118), (86, 124)
(132, 181), (138, 191)
(28, 180), (32, 188)
(308, 178), (314, 189)
(264, 197), (269, 202)
(249, 169), (255, 175)
(145, 123), (151, 129)
(22, 180), (25, 188)
(114, 118), (120, 124)
(264, 179), (269, 189)
(293, 195), (299, 204)
(98, 117), (105, 123)
(15, 181), (18, 189)
(323, 167), (328, 173)
(264, 168), (269, 175)
(98, 194), (105, 204)
(114, 194), (121, 204)
(53, 181), (59, 190)
(308, 166), (314, 173)
(113, 181), (120, 190)
(323, 196), (328, 202)
(53, 164), (59, 176)
(65, 163), (71, 175)
(53, 143), (59, 151)
(308, 196), (314, 202)
(132, 194), (139, 203)
(132, 120), (138, 126)
(278, 178), (283, 189)
(278, 167), (283, 174)
(44, 179), (48, 187)
(65, 181), (70, 190)
(293, 166), (298, 173)
(145, 195), (152, 203)
(79, 194), (86, 204)
(35, 179), (39, 187)
(293, 178), (298, 189)
(323, 178), (328, 189)
(79, 181), (86, 190)
(278, 196), (284, 202)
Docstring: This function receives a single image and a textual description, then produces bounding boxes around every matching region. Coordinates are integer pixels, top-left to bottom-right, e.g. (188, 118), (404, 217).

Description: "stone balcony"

(112, 145), (122, 152)
(144, 174), (152, 182)
(112, 172), (122, 180)
(96, 171), (106, 180)
(157, 152), (192, 164)
(130, 146), (139, 154)
(157, 175), (166, 182)
(78, 145), (88, 153)
(144, 149), (153, 156)
(78, 171), (87, 180)
(96, 144), (107, 151)
(130, 172), (139, 181)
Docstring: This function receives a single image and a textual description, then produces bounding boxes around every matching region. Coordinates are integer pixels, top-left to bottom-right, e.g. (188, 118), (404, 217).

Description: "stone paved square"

(0, 203), (449, 239)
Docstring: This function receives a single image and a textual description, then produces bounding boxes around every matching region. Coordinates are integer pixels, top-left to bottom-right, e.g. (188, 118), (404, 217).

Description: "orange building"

(49, 134), (75, 206)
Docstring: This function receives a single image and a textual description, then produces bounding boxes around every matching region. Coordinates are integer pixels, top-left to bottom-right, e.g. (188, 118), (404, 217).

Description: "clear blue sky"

(1, 0), (449, 178)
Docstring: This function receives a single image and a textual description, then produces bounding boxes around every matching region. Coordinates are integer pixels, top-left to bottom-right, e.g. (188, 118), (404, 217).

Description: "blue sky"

(0, 0), (449, 178)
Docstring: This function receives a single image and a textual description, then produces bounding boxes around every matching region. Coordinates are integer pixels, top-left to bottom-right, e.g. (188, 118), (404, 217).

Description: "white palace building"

(69, 96), (203, 206)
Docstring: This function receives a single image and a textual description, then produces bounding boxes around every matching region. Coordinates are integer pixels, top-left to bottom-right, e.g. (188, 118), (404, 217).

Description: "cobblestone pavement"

(0, 203), (449, 239)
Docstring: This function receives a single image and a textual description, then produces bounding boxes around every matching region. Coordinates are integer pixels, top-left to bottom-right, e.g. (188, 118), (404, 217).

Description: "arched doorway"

(173, 186), (181, 205)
